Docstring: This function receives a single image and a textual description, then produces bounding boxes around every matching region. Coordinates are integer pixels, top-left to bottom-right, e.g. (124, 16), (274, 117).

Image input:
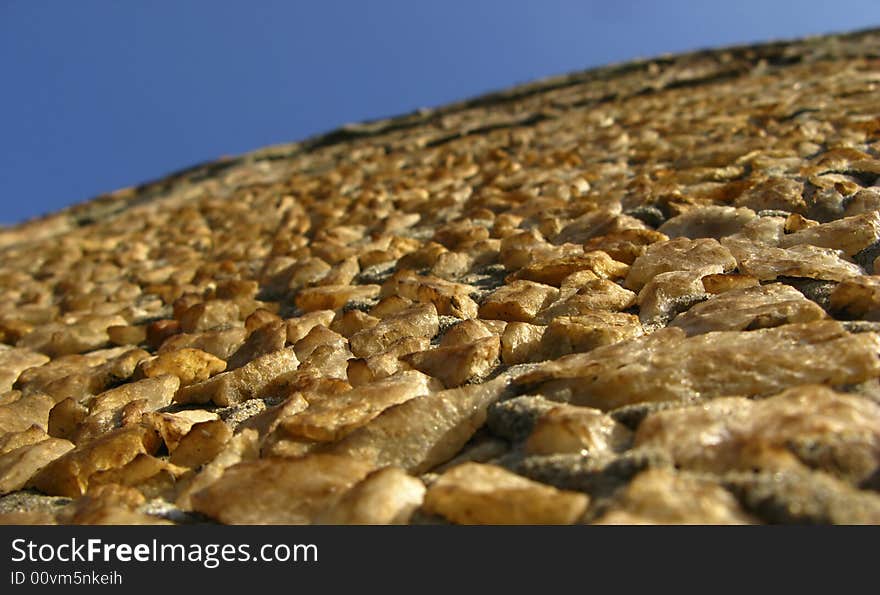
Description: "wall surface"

(1, 29), (880, 525)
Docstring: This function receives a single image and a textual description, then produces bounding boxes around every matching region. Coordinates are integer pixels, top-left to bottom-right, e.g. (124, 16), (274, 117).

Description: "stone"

(429, 251), (472, 281)
(286, 310), (336, 343)
(169, 419), (233, 468)
(624, 238), (737, 291)
(593, 469), (756, 524)
(636, 271), (709, 329)
(349, 303), (439, 358)
(90, 375), (179, 416)
(325, 376), (512, 473)
(190, 454), (373, 524)
(29, 424), (161, 497)
(439, 319), (499, 347)
(47, 399), (87, 441)
(431, 436), (509, 473)
(346, 336), (429, 386)
(143, 409), (221, 452)
(107, 324), (147, 346)
(293, 325), (347, 362)
(845, 188), (880, 217)
(346, 357), (396, 387)
(700, 273), (760, 294)
(515, 322), (880, 410)
(0, 390), (19, 406)
(137, 348), (227, 386)
(634, 385), (880, 483)
(382, 271), (478, 319)
(0, 393), (54, 434)
(75, 375), (180, 444)
(478, 280), (559, 323)
(657, 206), (756, 239)
(277, 258), (331, 294)
(61, 483), (169, 525)
(146, 319), (183, 349)
(256, 370), (351, 405)
(510, 251), (628, 287)
(20, 348), (149, 404)
(722, 238), (863, 281)
(498, 229), (567, 270)
(175, 429), (259, 510)
(423, 462), (588, 524)
(297, 342), (352, 379)
(369, 295), (414, 319)
(330, 309), (380, 338)
(734, 177), (807, 213)
(174, 347), (299, 406)
(829, 276), (880, 320)
(318, 255), (360, 286)
(0, 510), (57, 525)
(670, 283), (827, 335)
(0, 437), (75, 495)
(396, 242), (447, 270)
(173, 294), (205, 319)
(402, 336), (500, 388)
(314, 467), (426, 525)
(0, 426), (50, 455)
(556, 270), (600, 291)
(729, 214), (787, 245)
(244, 308), (283, 333)
(158, 327), (248, 360)
(18, 315), (128, 357)
(86, 453), (187, 499)
(487, 395), (561, 443)
(0, 348), (49, 393)
(178, 300), (240, 333)
(524, 404), (632, 457)
(552, 210), (638, 245)
(778, 211), (880, 256)
(535, 279), (637, 323)
(235, 395), (309, 440)
(433, 221), (490, 250)
(295, 285), (381, 312)
(226, 321), (287, 370)
(0, 320), (34, 346)
(539, 312), (643, 358)
(274, 370), (437, 442)
(784, 213), (820, 234)
(500, 322), (547, 365)
(582, 229), (669, 265)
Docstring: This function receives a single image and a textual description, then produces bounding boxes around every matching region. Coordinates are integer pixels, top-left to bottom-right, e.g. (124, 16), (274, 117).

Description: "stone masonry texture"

(1, 29), (880, 524)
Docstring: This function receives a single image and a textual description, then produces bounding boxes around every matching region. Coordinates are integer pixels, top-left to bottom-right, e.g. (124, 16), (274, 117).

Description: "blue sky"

(2, 1), (879, 224)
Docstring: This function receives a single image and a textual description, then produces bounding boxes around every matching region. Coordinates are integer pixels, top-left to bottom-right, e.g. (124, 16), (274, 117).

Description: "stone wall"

(1, 28), (880, 524)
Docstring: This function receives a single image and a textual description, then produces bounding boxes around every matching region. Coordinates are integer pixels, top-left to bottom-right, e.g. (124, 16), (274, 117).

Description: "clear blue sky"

(2, 1), (878, 224)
